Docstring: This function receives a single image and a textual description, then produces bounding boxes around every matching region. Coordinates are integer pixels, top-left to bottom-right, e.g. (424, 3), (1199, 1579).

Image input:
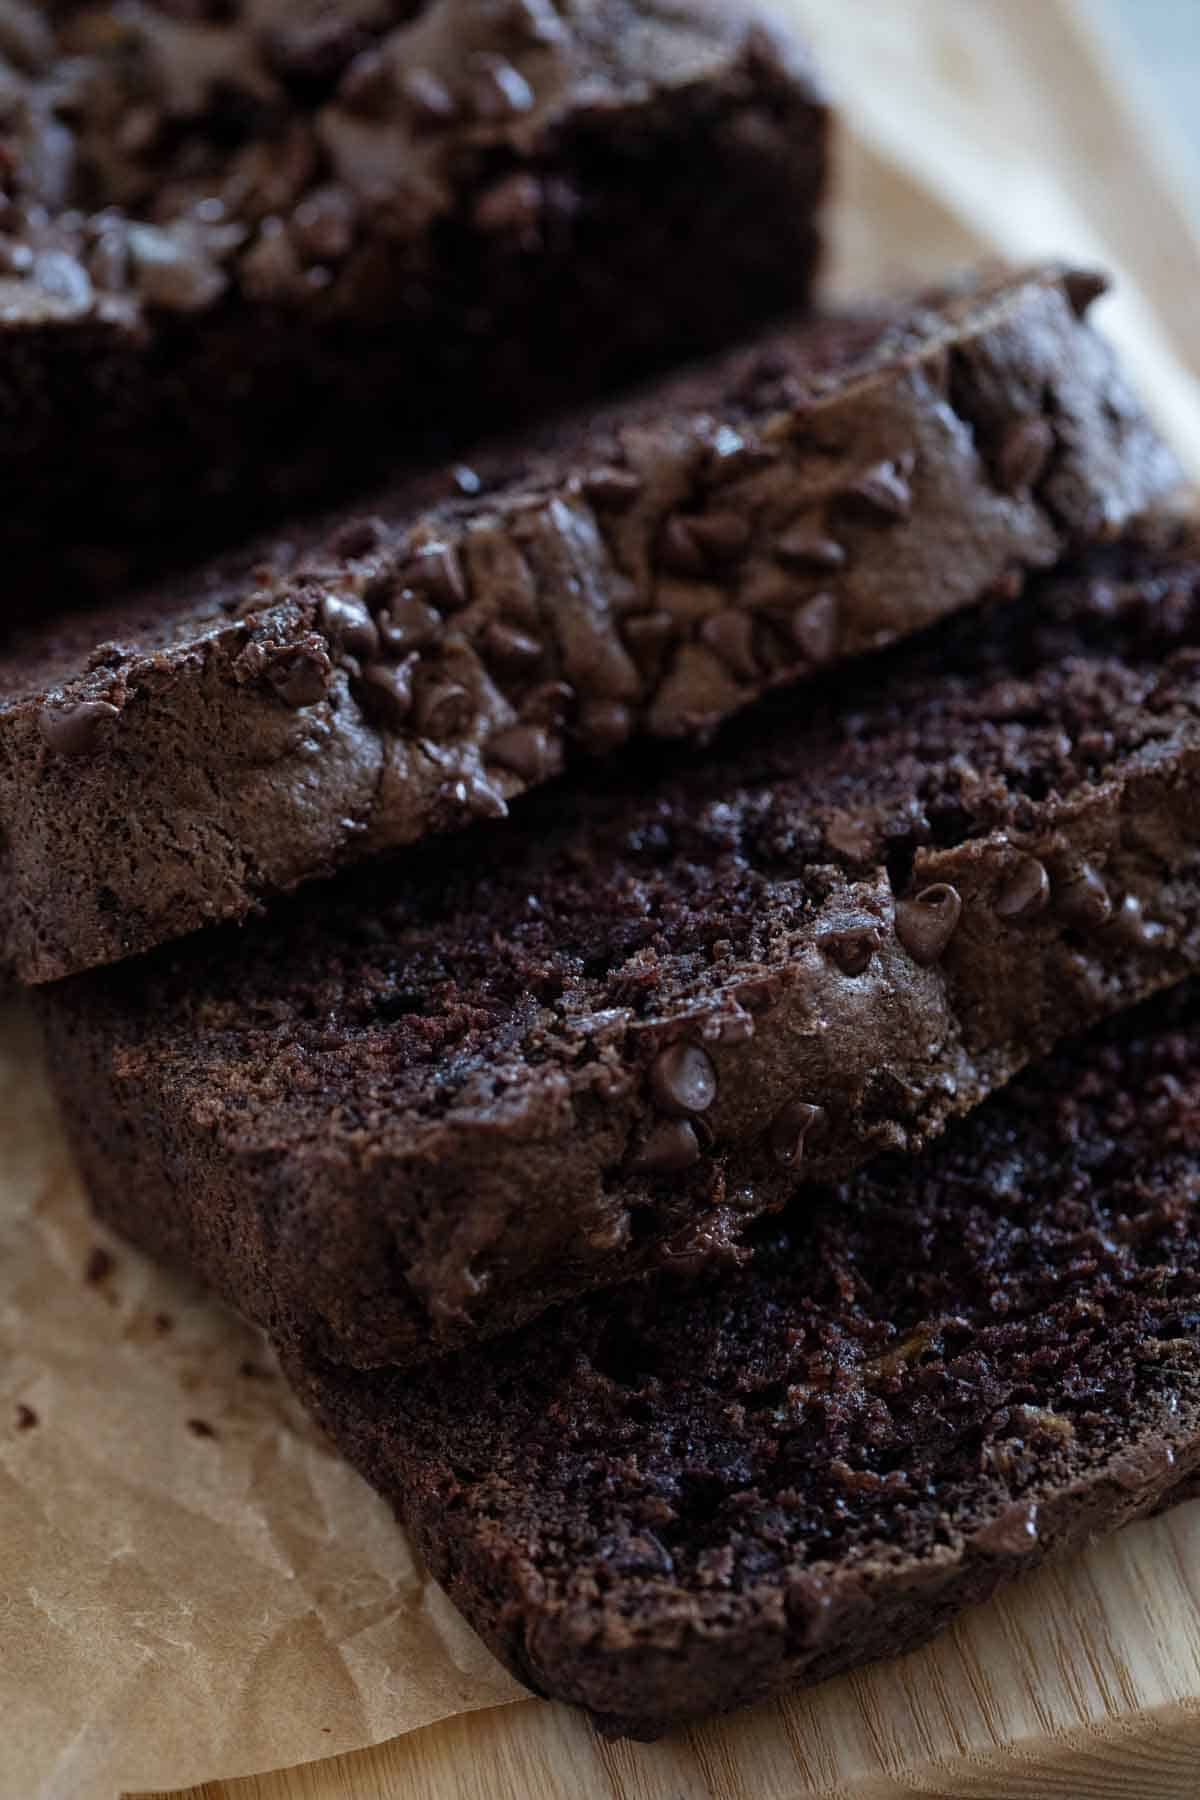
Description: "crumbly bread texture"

(38, 529), (1200, 1368)
(0, 0), (828, 584)
(287, 979), (1200, 1738)
(1, 266), (1182, 983)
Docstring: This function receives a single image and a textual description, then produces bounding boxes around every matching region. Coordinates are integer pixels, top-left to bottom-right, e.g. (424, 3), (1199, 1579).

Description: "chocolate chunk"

(356, 660), (414, 730)
(38, 700), (120, 756)
(265, 637), (333, 708)
(774, 528), (846, 570)
(995, 856), (1051, 922)
(632, 1118), (701, 1175)
(895, 884), (963, 966)
(768, 1099), (825, 1167)
(650, 1043), (718, 1117)
(839, 460), (913, 522)
(997, 417), (1055, 494)
(972, 1499), (1039, 1556)
(414, 679), (473, 740)
(1057, 863), (1113, 929)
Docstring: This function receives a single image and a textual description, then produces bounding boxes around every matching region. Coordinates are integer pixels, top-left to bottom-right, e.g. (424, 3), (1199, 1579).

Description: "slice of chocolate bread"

(38, 529), (1200, 1368)
(284, 979), (1200, 1738)
(0, 0), (829, 589)
(1, 266), (1181, 983)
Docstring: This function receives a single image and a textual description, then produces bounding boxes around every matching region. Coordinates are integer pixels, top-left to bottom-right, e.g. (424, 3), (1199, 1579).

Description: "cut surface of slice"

(38, 528), (1200, 1367)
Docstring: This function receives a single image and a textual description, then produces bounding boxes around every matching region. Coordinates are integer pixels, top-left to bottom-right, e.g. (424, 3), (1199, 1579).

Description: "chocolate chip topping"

(819, 925), (880, 976)
(1056, 863), (1114, 929)
(633, 1118), (701, 1175)
(649, 1043), (718, 1118)
(995, 856), (1051, 922)
(838, 460), (913, 522)
(769, 1099), (826, 1168)
(37, 699), (121, 757)
(895, 884), (963, 966)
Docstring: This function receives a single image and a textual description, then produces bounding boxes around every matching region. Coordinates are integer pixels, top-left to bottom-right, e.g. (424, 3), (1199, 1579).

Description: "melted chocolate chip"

(38, 699), (120, 756)
(414, 680), (473, 740)
(994, 856), (1051, 922)
(320, 593), (380, 662)
(819, 925), (880, 976)
(895, 884), (963, 966)
(838, 460), (913, 522)
(266, 637), (333, 708)
(774, 527), (846, 570)
(791, 592), (838, 663)
(1106, 893), (1165, 948)
(487, 723), (555, 782)
(378, 595), (444, 657)
(578, 700), (632, 754)
(404, 542), (466, 610)
(582, 467), (642, 510)
(972, 1499), (1039, 1556)
(768, 1099), (825, 1167)
(1056, 863), (1113, 929)
(483, 621), (543, 671)
(356, 660), (415, 730)
(633, 1117), (701, 1175)
(687, 511), (751, 563)
(650, 1043), (718, 1118)
(997, 417), (1055, 494)
(700, 610), (758, 681)
(660, 516), (708, 578)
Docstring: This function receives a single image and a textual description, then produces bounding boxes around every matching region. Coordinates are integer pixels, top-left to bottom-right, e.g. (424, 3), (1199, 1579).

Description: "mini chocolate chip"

(1056, 863), (1113, 929)
(267, 638), (333, 707)
(972, 1499), (1039, 1556)
(1063, 268), (1108, 318)
(650, 1042), (718, 1117)
(895, 884), (963, 966)
(467, 54), (535, 120)
(38, 700), (120, 756)
(522, 680), (574, 727)
(14, 1403), (37, 1431)
(706, 428), (778, 482)
(687, 511), (751, 563)
(997, 417), (1055, 494)
(819, 925), (880, 976)
(839, 460), (912, 522)
(404, 542), (466, 609)
(442, 772), (508, 821)
(399, 67), (459, 128)
(659, 516), (707, 578)
(995, 856), (1051, 921)
(357, 660), (414, 729)
(320, 593), (379, 661)
(774, 528), (846, 570)
(378, 594), (444, 657)
(483, 621), (543, 670)
(791, 592), (838, 663)
(624, 610), (674, 670)
(769, 1099), (826, 1167)
(699, 610), (758, 681)
(487, 723), (555, 782)
(578, 700), (632, 754)
(632, 1118), (701, 1175)
(415, 680), (473, 740)
(1106, 893), (1165, 948)
(582, 466), (642, 510)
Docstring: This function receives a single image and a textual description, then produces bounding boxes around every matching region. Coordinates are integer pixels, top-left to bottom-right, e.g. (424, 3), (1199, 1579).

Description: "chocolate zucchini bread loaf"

(285, 979), (1200, 1737)
(0, 0), (828, 586)
(2, 266), (1181, 983)
(39, 531), (1200, 1367)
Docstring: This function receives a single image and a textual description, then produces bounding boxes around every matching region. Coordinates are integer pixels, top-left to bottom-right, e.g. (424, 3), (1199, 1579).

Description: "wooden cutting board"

(157, 1497), (1200, 1799)
(135, 3), (1200, 1797)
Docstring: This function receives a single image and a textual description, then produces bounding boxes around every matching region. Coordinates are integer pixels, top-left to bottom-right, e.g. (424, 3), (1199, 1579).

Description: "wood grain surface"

(143, 1497), (1200, 1800)
(127, 2), (1200, 1797)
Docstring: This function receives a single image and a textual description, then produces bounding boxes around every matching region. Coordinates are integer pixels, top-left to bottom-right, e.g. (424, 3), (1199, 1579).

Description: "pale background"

(1108, 0), (1200, 146)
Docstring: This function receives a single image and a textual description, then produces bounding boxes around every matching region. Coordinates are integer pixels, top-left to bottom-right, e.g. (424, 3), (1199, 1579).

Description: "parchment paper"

(4, 3), (1200, 1797)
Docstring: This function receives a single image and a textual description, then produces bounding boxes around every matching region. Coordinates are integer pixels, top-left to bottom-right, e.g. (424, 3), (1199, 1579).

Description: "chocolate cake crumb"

(39, 531), (1200, 1370)
(84, 1247), (114, 1286)
(186, 1418), (218, 1440)
(287, 980), (1200, 1737)
(14, 1404), (38, 1432)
